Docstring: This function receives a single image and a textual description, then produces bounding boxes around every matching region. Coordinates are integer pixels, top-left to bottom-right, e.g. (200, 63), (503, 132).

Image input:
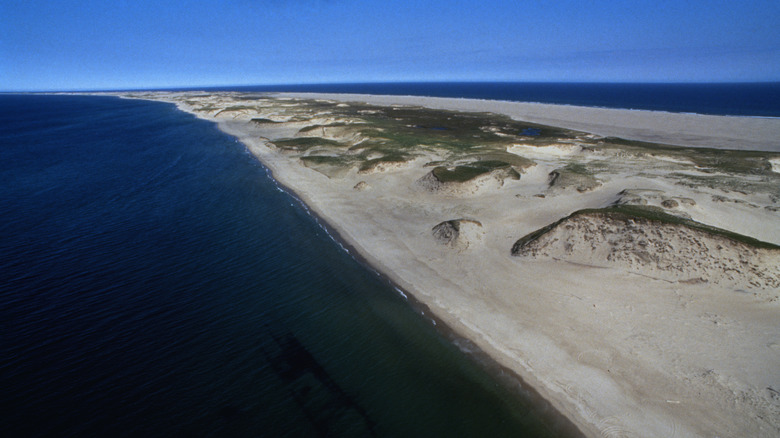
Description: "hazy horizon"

(6, 79), (780, 94)
(2, 0), (779, 92)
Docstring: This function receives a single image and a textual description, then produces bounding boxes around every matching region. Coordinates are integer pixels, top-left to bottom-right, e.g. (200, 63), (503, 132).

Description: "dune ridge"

(512, 208), (780, 292)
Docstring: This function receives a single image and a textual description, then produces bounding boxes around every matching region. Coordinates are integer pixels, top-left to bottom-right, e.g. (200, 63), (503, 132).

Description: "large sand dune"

(512, 208), (780, 291)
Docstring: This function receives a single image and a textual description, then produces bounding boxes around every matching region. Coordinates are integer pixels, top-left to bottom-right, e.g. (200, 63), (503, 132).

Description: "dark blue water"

(0, 95), (579, 437)
(160, 82), (780, 117)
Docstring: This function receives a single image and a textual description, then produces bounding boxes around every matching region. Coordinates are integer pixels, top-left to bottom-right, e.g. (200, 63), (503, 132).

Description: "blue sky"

(2, 0), (779, 91)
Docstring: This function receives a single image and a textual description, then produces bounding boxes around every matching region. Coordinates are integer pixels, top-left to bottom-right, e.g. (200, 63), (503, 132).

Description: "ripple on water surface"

(0, 95), (578, 437)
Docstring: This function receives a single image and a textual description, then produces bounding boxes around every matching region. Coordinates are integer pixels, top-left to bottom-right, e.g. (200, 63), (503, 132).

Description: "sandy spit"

(277, 92), (780, 152)
(121, 92), (780, 438)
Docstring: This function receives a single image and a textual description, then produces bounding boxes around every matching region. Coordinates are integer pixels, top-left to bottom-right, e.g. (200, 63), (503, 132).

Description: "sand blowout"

(417, 165), (520, 195)
(432, 219), (484, 251)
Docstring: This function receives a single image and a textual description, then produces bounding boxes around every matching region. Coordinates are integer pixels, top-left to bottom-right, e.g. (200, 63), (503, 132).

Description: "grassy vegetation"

(299, 155), (352, 166)
(212, 105), (259, 116)
(513, 204), (780, 253)
(271, 137), (344, 153)
(212, 97), (778, 202)
(511, 220), (564, 254)
(358, 153), (413, 172)
(350, 107), (582, 152)
(561, 162), (591, 175)
(232, 98), (593, 176)
(192, 104), (218, 112)
(234, 95), (271, 101)
(432, 161), (520, 183)
(599, 137), (776, 175)
(464, 151), (536, 170)
(669, 172), (780, 199)
(548, 162), (601, 192)
(591, 205), (780, 249)
(297, 122), (350, 133)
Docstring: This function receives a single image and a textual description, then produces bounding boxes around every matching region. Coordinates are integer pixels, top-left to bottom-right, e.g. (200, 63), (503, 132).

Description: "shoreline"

(114, 91), (780, 438)
(270, 160), (586, 437)
(210, 115), (593, 435)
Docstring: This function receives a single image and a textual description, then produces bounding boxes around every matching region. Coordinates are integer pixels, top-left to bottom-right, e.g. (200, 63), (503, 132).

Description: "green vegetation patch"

(256, 98), (592, 176)
(599, 137), (776, 175)
(250, 118), (280, 124)
(299, 155), (352, 166)
(548, 163), (601, 192)
(465, 152), (536, 171)
(192, 104), (218, 112)
(297, 122), (350, 133)
(358, 153), (412, 172)
(432, 160), (519, 183)
(561, 162), (591, 175)
(343, 104), (586, 154)
(591, 205), (780, 250)
(669, 172), (780, 199)
(271, 137), (344, 153)
(214, 105), (260, 116)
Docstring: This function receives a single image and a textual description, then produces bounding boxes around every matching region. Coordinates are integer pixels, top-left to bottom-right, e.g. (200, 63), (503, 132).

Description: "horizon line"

(3, 79), (780, 94)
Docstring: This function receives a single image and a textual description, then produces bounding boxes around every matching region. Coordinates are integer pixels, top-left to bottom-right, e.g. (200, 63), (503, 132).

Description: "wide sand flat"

(119, 91), (780, 438)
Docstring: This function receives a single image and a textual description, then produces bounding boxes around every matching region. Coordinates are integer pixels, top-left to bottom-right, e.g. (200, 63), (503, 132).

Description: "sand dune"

(432, 219), (484, 251)
(512, 209), (780, 292)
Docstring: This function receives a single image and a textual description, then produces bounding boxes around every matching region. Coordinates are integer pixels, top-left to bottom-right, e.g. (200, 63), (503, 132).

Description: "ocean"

(172, 82), (780, 117)
(0, 94), (579, 437)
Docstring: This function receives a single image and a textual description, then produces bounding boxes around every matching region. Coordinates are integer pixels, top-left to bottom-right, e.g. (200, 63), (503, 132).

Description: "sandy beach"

(118, 91), (780, 438)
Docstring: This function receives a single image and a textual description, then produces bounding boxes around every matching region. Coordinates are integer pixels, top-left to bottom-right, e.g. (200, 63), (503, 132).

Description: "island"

(116, 91), (780, 438)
